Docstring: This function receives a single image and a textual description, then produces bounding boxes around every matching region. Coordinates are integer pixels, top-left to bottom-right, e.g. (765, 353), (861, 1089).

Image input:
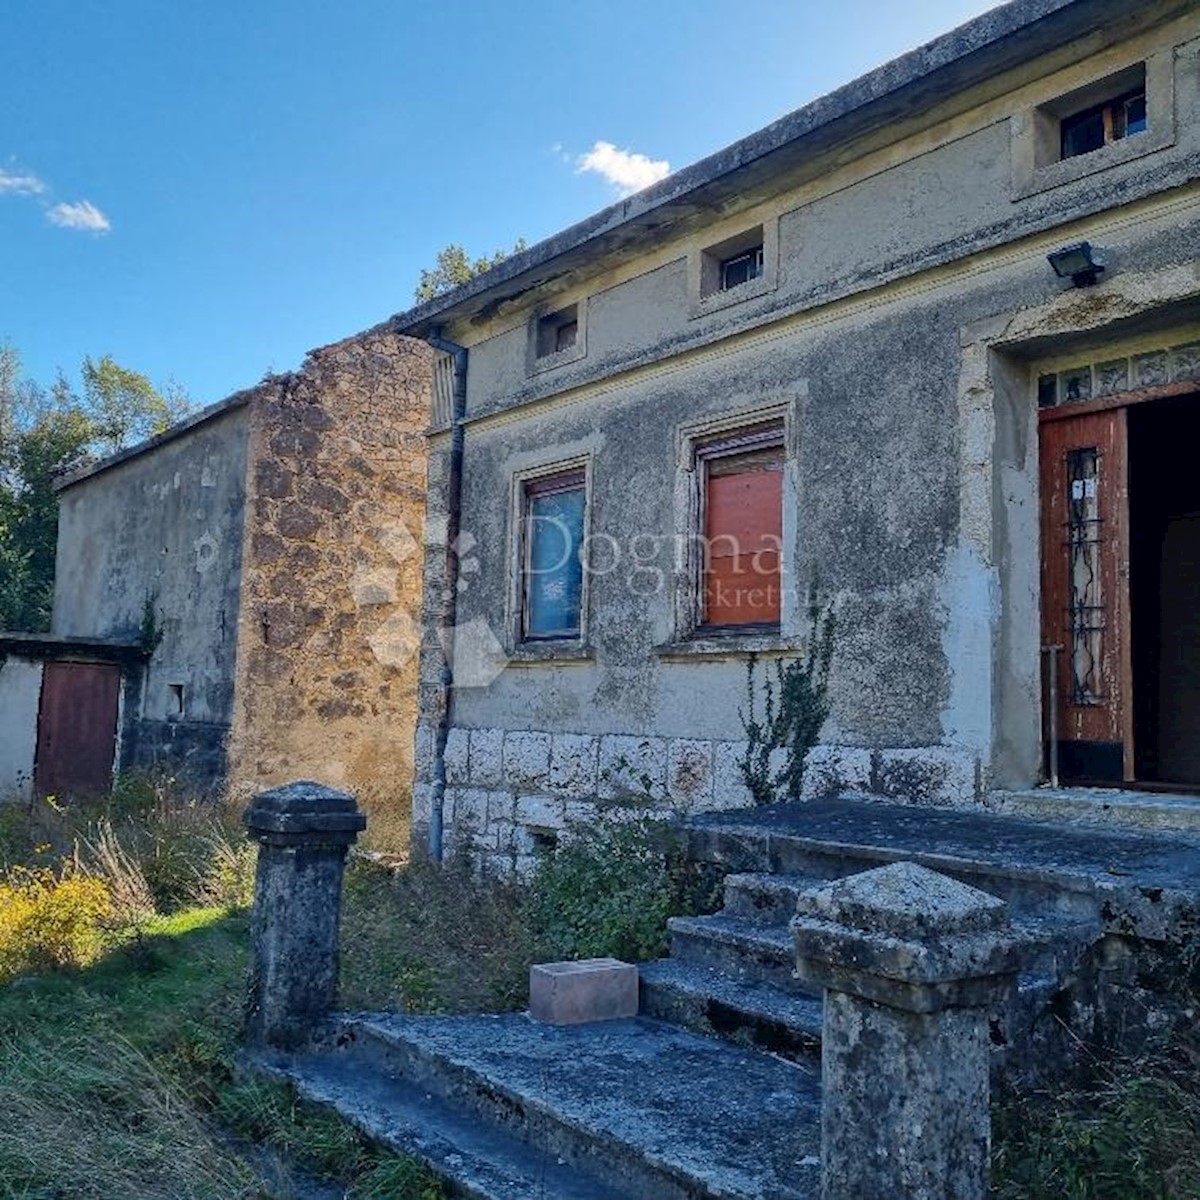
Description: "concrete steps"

(659, 890), (1098, 1062)
(638, 958), (823, 1061)
(722, 871), (829, 925)
(668, 913), (801, 991)
(690, 821), (1103, 920)
(257, 1047), (623, 1200)
(256, 797), (1200, 1196)
(641, 802), (1126, 1069)
(275, 1012), (821, 1200)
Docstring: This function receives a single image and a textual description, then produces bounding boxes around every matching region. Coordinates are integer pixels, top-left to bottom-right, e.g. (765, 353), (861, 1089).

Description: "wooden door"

(1039, 407), (1133, 782)
(34, 661), (121, 798)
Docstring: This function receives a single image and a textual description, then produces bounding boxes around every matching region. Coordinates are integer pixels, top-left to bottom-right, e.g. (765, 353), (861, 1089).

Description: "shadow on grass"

(0, 905), (440, 1200)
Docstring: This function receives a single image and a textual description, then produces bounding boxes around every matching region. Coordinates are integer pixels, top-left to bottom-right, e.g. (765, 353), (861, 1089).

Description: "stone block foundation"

(412, 725), (983, 873)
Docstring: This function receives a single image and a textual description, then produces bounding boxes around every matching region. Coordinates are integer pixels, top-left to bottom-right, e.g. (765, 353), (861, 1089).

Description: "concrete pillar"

(791, 861), (1022, 1200)
(243, 780), (366, 1049)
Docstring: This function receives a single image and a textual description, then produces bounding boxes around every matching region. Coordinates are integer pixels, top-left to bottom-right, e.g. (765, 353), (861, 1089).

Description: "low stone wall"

(124, 716), (230, 791)
(412, 722), (982, 872)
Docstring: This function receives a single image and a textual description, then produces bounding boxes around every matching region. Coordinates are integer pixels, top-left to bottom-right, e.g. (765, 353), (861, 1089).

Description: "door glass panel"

(1066, 447), (1103, 704)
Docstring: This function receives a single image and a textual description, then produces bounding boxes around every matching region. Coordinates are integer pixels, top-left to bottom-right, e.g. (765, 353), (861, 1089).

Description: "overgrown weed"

(0, 906), (442, 1199)
(341, 854), (536, 1013)
(992, 958), (1200, 1198)
(525, 800), (722, 962)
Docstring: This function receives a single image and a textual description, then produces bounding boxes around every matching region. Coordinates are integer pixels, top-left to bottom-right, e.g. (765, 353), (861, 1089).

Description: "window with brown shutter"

(697, 423), (784, 630)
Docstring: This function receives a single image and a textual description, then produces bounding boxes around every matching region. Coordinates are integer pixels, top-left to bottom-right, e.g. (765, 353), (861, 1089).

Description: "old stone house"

(389, 0), (1200, 869)
(0, 330), (430, 806)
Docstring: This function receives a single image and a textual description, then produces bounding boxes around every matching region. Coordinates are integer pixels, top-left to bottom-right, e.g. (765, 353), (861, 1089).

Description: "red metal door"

(1039, 406), (1133, 782)
(34, 661), (121, 798)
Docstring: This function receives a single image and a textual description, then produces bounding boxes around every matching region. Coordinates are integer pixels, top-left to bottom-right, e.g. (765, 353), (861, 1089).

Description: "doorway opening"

(1129, 393), (1200, 787)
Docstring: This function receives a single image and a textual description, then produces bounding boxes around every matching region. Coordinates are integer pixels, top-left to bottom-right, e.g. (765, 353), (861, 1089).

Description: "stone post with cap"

(791, 860), (1025, 1200)
(243, 780), (366, 1050)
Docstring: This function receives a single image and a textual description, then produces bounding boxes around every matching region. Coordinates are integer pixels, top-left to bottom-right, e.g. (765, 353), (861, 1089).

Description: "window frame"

(1059, 86), (1147, 161)
(693, 422), (786, 634)
(718, 244), (765, 293)
(507, 458), (593, 653)
(664, 405), (794, 653)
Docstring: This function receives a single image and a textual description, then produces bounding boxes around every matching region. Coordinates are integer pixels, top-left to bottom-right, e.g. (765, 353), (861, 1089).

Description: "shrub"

(340, 856), (535, 1014)
(993, 934), (1200, 1198)
(80, 776), (255, 915)
(992, 1068), (1200, 1199)
(0, 864), (112, 979)
(84, 818), (158, 925)
(526, 802), (721, 962)
(1, 776), (256, 938)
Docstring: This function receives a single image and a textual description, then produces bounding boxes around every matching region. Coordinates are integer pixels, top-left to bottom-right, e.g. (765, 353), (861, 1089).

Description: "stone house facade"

(12, 329), (431, 808)
(388, 0), (1200, 870)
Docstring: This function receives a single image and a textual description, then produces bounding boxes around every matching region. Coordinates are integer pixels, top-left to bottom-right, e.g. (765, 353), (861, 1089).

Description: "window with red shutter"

(697, 424), (784, 630)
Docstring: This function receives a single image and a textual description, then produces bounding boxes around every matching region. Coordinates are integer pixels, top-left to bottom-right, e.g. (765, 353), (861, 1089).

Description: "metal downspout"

(425, 327), (468, 863)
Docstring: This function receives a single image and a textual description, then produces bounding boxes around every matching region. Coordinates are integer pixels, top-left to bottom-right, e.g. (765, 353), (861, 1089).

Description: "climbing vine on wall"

(738, 583), (836, 805)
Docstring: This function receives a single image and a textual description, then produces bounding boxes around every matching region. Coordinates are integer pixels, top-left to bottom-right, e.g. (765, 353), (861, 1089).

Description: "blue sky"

(2, 0), (996, 406)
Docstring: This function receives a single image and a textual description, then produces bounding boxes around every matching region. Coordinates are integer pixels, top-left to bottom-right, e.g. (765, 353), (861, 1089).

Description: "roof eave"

(386, 0), (1152, 339)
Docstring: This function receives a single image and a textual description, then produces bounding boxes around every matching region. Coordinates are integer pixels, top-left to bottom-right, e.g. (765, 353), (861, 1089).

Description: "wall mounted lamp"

(1047, 241), (1105, 287)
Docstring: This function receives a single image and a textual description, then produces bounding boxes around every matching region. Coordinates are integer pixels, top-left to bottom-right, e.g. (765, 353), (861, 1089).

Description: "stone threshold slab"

(992, 787), (1200, 834)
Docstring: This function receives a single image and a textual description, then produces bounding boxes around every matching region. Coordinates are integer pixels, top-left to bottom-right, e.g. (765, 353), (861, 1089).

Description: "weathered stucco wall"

(52, 403), (251, 785)
(0, 656), (43, 802)
(228, 330), (431, 828)
(412, 11), (1200, 865)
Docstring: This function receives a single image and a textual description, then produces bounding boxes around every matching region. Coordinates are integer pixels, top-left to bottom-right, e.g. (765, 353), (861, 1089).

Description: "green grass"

(991, 1056), (1200, 1198)
(0, 904), (442, 1199)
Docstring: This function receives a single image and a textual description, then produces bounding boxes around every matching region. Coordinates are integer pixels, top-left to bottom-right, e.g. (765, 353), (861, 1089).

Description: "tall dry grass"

(0, 774), (256, 982)
(0, 1031), (261, 1200)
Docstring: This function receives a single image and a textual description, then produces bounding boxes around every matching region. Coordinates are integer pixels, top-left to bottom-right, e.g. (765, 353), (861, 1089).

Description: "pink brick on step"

(529, 958), (639, 1025)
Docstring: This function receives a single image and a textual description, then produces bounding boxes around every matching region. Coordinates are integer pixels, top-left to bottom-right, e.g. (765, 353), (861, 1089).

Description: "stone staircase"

(256, 795), (1200, 1199)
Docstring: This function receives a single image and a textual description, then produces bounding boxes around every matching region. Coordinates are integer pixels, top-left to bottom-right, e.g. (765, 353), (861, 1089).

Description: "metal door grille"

(1065, 447), (1104, 704)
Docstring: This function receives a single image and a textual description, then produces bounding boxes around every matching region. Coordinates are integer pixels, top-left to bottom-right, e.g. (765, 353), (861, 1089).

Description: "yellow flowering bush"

(0, 865), (112, 980)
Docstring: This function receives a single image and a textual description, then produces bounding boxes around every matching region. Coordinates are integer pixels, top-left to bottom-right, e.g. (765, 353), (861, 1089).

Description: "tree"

(414, 239), (528, 304)
(81, 354), (189, 453)
(0, 400), (94, 629)
(0, 345), (193, 631)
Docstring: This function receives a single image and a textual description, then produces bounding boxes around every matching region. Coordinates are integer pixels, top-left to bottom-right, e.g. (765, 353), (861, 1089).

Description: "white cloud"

(576, 140), (670, 197)
(0, 167), (47, 196)
(46, 199), (111, 234)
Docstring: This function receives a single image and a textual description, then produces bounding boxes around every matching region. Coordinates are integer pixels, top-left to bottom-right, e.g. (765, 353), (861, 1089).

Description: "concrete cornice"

(387, 0), (1178, 338)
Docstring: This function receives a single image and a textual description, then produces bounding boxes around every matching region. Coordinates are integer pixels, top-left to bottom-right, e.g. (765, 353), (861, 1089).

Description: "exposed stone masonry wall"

(413, 721), (979, 874)
(228, 330), (432, 822)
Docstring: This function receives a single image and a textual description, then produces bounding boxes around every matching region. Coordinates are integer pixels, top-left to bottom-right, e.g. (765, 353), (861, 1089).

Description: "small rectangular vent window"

(1061, 88), (1147, 159)
(699, 225), (767, 301)
(536, 305), (579, 359)
(720, 246), (764, 292)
